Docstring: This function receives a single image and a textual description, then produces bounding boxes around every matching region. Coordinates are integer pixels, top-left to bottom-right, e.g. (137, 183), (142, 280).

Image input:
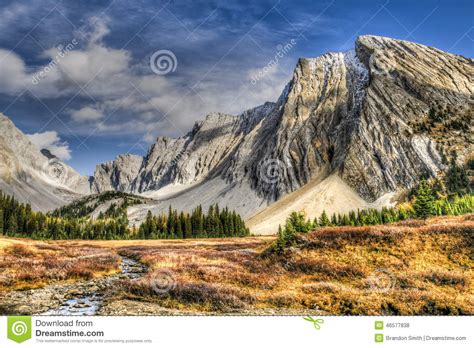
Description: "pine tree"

(6, 213), (18, 235)
(413, 179), (435, 219)
(176, 213), (184, 239)
(343, 214), (351, 226)
(144, 211), (153, 239)
(331, 213), (338, 226)
(276, 225), (285, 251)
(287, 211), (310, 233)
(319, 210), (330, 226)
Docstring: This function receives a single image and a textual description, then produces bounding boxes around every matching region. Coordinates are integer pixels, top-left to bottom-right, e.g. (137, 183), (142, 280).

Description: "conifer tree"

(331, 213), (338, 226)
(414, 179), (435, 219)
(319, 210), (330, 226)
(287, 211), (310, 233)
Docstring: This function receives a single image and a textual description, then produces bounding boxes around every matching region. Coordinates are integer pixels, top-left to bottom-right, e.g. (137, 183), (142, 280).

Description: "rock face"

(0, 113), (91, 211)
(92, 154), (143, 192)
(92, 35), (473, 233)
(92, 102), (275, 196)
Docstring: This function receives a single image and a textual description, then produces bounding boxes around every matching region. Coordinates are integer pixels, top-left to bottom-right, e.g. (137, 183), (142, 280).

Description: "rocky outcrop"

(341, 35), (473, 199)
(92, 103), (276, 194)
(92, 154), (143, 192)
(91, 36), (473, 231)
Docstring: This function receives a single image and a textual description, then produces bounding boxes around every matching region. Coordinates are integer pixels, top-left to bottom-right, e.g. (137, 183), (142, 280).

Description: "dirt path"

(0, 255), (147, 316)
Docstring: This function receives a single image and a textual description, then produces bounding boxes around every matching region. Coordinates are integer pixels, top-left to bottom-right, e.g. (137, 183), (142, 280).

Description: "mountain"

(0, 113), (91, 211)
(1, 35), (471, 232)
(92, 35), (473, 233)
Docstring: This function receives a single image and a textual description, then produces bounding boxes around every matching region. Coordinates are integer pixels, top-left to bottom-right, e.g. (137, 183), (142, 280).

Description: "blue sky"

(0, 0), (472, 175)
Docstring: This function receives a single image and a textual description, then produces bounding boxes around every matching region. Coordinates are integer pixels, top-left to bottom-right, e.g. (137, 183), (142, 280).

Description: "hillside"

(115, 215), (473, 315)
(50, 191), (153, 220)
(0, 113), (90, 211)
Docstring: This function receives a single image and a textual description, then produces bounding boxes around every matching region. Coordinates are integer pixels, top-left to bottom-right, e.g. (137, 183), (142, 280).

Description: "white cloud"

(27, 131), (71, 161)
(53, 44), (130, 86)
(0, 49), (29, 94)
(143, 132), (156, 144)
(86, 16), (111, 45)
(70, 106), (104, 122)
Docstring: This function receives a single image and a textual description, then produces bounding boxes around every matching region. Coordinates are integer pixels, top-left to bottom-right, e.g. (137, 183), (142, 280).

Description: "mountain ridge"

(93, 35), (473, 233)
(1, 35), (472, 233)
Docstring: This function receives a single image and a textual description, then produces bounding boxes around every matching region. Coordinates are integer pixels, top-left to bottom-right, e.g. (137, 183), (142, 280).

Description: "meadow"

(0, 239), (120, 292)
(0, 215), (472, 315)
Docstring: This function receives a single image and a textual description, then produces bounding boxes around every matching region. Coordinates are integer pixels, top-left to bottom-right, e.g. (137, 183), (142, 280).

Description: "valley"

(1, 214), (472, 315)
(0, 33), (472, 317)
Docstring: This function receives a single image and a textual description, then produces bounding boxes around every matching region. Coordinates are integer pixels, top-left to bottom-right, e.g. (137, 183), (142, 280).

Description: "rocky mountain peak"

(91, 36), (472, 233)
(2, 35), (471, 233)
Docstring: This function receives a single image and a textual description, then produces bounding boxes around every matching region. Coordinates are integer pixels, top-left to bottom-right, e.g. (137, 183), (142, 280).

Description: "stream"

(41, 256), (147, 316)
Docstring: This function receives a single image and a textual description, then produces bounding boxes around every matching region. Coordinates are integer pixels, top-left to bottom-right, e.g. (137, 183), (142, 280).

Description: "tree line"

(0, 191), (249, 240)
(50, 191), (143, 219)
(138, 204), (250, 239)
(0, 191), (130, 239)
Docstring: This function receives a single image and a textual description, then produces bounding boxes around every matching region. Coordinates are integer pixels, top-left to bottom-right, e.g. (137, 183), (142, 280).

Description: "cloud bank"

(27, 131), (71, 161)
(0, 12), (296, 142)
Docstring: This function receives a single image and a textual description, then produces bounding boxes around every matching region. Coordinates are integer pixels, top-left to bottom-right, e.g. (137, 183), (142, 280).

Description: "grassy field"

(0, 239), (120, 292)
(0, 215), (472, 315)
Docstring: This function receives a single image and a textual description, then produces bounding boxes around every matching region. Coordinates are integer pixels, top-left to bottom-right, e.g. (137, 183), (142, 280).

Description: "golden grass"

(116, 215), (474, 314)
(0, 238), (120, 292)
(0, 215), (472, 315)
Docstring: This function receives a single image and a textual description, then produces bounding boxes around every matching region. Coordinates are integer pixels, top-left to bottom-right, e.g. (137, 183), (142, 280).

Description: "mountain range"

(1, 35), (472, 234)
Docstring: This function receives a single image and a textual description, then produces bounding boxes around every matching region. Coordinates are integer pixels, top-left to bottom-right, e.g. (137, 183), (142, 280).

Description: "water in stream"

(42, 256), (146, 316)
